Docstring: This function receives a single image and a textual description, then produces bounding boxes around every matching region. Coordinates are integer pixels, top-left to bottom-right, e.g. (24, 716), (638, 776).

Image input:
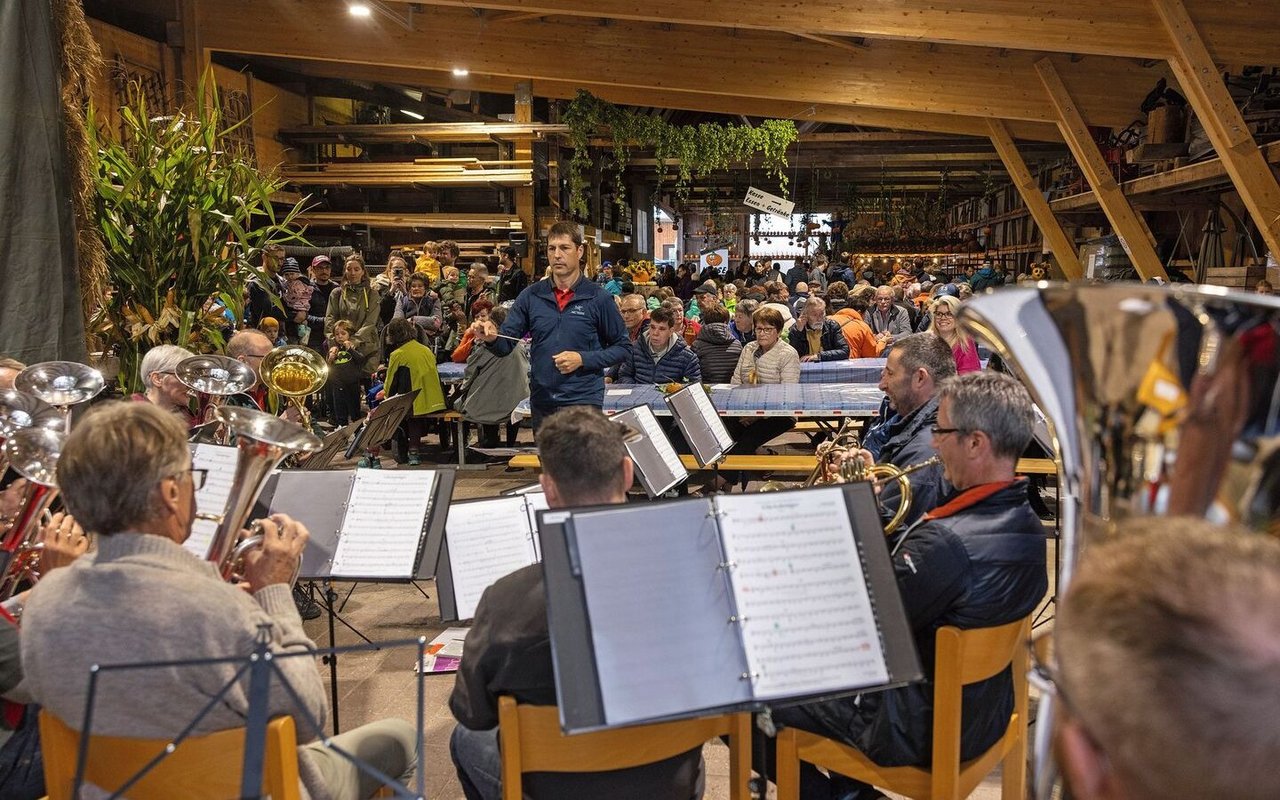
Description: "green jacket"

(387, 339), (446, 416)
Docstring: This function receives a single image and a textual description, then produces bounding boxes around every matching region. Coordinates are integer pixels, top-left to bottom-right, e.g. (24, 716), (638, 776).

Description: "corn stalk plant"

(87, 73), (310, 393)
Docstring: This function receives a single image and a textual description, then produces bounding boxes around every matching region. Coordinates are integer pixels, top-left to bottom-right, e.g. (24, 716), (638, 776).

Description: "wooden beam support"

(1035, 57), (1167, 281)
(1154, 0), (1280, 262)
(513, 80), (536, 260)
(489, 10), (543, 23)
(789, 31), (868, 55)
(987, 118), (1082, 279)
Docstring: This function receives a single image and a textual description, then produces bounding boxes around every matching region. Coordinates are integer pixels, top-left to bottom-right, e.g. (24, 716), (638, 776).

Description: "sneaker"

(407, 451), (421, 467)
(293, 588), (322, 621)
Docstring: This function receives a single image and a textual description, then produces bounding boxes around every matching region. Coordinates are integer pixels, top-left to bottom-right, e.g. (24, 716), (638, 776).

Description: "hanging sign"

(743, 187), (795, 219)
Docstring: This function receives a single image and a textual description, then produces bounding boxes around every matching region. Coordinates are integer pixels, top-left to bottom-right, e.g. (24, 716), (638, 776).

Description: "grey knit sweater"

(20, 532), (331, 799)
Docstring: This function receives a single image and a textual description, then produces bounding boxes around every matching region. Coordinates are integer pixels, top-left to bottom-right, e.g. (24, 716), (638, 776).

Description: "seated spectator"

(415, 240), (441, 281)
(928, 295), (980, 373)
(617, 306), (702, 385)
(722, 281), (738, 313)
(787, 297), (849, 363)
(763, 282), (796, 333)
(829, 285), (879, 358)
(867, 286), (912, 351)
(393, 274), (443, 338)
(452, 298), (495, 363)
(618, 293), (650, 343)
(789, 282), (811, 319)
(456, 306), (528, 452)
(1053, 518), (1280, 800)
(663, 300), (701, 347)
(691, 304), (743, 384)
(1256, 278), (1274, 295)
(132, 344), (197, 426)
(728, 298), (758, 345)
(721, 306), (801, 488)
(687, 281), (719, 322)
(382, 318), (445, 466)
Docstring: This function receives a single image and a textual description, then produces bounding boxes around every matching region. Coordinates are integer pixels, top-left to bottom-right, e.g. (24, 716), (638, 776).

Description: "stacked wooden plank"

(280, 159), (533, 188)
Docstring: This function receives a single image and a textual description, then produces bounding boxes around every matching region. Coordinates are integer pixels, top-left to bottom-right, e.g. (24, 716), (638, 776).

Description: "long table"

(516, 383), (885, 419)
(437, 358), (888, 385)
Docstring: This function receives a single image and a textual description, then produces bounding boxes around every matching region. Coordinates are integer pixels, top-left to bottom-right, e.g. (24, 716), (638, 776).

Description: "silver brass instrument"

(176, 355), (257, 438)
(0, 389), (64, 477)
(14, 361), (105, 433)
(958, 282), (1280, 798)
(0, 427), (65, 599)
(259, 345), (329, 430)
(202, 405), (321, 584)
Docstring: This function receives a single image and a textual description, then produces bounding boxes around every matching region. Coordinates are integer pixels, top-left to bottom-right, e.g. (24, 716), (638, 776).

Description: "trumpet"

(201, 405), (321, 585)
(0, 427), (65, 599)
(259, 345), (328, 430)
(176, 355), (257, 439)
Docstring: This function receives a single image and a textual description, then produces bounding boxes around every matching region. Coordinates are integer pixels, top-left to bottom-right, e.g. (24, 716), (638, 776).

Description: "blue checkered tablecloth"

(515, 382), (884, 419)
(438, 361), (466, 383)
(441, 359), (886, 386)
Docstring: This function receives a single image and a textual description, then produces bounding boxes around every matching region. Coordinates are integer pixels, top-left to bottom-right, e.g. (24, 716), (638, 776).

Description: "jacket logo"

(569, 306), (587, 316)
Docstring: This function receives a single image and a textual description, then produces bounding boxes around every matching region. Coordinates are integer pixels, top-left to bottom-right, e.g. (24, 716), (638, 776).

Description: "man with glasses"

(617, 293), (650, 343)
(226, 328), (275, 411)
(1046, 518), (1280, 800)
(757, 370), (1046, 800)
(20, 402), (417, 800)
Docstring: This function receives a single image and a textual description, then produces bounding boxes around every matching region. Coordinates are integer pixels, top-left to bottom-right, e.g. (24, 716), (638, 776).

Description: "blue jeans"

(450, 724), (503, 800)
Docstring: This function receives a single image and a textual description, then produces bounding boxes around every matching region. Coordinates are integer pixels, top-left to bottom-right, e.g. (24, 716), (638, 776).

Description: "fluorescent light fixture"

(349, 3), (372, 17)
(400, 109), (425, 120)
(599, 242), (611, 248)
(452, 67), (470, 77)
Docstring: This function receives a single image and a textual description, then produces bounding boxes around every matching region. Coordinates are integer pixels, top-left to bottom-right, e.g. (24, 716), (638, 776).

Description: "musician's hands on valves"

(38, 512), (89, 572)
(240, 514), (309, 593)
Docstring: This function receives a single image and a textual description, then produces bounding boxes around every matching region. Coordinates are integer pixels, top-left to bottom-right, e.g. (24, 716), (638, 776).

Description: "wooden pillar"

(1035, 57), (1168, 281)
(1153, 0), (1280, 262)
(513, 80), (536, 275)
(176, 0), (209, 103)
(987, 119), (1083, 280)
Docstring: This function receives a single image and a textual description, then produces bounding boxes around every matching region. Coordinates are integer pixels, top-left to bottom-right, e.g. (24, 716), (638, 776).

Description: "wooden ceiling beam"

(195, 2), (1165, 125)
(386, 0), (1280, 64)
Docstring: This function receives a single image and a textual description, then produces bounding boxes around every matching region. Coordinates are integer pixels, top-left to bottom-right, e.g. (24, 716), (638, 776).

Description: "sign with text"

(743, 186), (795, 219)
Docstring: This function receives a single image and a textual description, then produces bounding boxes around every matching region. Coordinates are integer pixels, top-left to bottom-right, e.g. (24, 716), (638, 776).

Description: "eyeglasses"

(177, 468), (208, 490)
(930, 426), (966, 437)
(754, 326), (778, 333)
(932, 310), (954, 318)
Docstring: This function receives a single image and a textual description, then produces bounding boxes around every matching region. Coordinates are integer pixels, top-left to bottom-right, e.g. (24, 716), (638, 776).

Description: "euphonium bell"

(0, 389), (64, 477)
(259, 345), (329, 429)
(0, 427), (65, 599)
(15, 361), (104, 422)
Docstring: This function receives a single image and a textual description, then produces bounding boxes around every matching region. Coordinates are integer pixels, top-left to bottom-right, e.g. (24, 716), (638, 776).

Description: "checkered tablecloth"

(515, 382), (885, 419)
(441, 358), (886, 386)
(438, 362), (466, 384)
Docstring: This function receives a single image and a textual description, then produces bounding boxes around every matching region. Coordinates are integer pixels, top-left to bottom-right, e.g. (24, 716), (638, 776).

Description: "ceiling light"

(452, 68), (470, 77)
(349, 3), (372, 17)
(400, 109), (425, 120)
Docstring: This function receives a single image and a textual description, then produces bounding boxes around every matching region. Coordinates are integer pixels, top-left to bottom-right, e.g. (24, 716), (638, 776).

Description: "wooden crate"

(1203, 265), (1267, 290)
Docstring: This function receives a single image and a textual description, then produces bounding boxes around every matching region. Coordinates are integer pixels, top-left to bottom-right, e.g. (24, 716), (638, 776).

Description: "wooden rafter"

(789, 31), (867, 55)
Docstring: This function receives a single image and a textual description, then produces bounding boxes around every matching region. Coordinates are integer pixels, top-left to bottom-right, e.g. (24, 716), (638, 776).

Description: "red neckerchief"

(923, 478), (1023, 521)
(553, 286), (575, 312)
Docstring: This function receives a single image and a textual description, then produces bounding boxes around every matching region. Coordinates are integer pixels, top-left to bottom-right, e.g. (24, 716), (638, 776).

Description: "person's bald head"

(226, 330), (273, 383)
(0, 357), (24, 391)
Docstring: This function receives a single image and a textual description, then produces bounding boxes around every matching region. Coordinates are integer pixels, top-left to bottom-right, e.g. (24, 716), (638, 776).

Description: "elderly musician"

(757, 370), (1047, 800)
(450, 406), (705, 800)
(132, 344), (197, 425)
(20, 402), (416, 800)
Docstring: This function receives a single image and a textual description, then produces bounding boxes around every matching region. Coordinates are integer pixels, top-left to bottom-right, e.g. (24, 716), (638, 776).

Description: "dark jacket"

(618, 334), (702, 385)
(727, 319), (754, 345)
(691, 323), (743, 384)
(306, 280), (337, 350)
(877, 395), (949, 527)
(487, 276), (630, 409)
(783, 264), (808, 293)
(969, 267), (1003, 292)
(246, 275), (287, 328)
(787, 318), (850, 362)
(805, 480), (1046, 767)
(450, 564), (704, 800)
(496, 265), (530, 303)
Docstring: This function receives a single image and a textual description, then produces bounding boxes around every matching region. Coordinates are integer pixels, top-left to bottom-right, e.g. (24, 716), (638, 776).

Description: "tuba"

(259, 345), (329, 430)
(176, 355), (257, 438)
(958, 282), (1280, 798)
(198, 405), (321, 584)
(14, 361), (105, 432)
(0, 427), (65, 599)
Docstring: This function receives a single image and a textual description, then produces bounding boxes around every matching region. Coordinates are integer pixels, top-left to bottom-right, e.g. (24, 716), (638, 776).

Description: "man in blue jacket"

(615, 306), (702, 385)
(473, 222), (630, 428)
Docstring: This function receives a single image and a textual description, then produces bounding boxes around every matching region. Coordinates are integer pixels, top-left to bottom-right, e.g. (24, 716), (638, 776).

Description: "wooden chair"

(775, 616), (1032, 800)
(39, 711), (302, 800)
(497, 696), (752, 800)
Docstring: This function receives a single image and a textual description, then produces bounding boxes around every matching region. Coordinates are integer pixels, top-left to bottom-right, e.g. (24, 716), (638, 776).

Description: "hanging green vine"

(562, 90), (798, 219)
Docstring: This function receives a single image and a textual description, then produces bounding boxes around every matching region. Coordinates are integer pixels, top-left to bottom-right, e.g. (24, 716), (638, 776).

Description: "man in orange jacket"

(828, 286), (880, 358)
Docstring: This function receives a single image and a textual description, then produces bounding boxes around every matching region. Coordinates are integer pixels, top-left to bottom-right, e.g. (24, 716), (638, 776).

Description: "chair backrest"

(39, 711), (301, 800)
(497, 697), (751, 800)
(929, 616), (1031, 790)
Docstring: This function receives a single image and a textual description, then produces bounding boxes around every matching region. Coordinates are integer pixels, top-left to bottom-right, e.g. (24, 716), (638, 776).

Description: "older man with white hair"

(787, 296), (849, 363)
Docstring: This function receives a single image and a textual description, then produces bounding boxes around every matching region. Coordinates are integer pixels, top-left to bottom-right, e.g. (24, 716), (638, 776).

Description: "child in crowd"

(280, 258), (314, 343)
(258, 317), (286, 347)
(326, 320), (365, 425)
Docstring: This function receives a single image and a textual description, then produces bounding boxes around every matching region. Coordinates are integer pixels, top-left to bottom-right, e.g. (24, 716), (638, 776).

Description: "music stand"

(297, 420), (365, 470)
(343, 390), (418, 461)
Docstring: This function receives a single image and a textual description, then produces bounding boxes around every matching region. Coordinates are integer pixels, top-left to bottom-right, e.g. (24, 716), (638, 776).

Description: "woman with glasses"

(927, 294), (981, 374)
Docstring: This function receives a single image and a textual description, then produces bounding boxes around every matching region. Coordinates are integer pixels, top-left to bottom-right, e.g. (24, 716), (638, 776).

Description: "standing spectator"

(436, 240), (460, 279)
(378, 253), (412, 326)
(928, 295), (981, 373)
(788, 297), (849, 363)
(245, 243), (287, 329)
(808, 255), (829, 292)
(326, 321), (365, 425)
(472, 222), (630, 429)
(392, 274), (444, 338)
(968, 260), (1003, 292)
(616, 306), (702, 385)
(382, 318), (445, 466)
(279, 258), (314, 344)
(784, 259), (808, 293)
(674, 264), (698, 303)
(729, 298), (758, 345)
(456, 306), (528, 452)
(495, 246), (529, 304)
(691, 304), (743, 384)
(868, 286), (912, 350)
(324, 254), (381, 376)
(305, 255), (336, 351)
(258, 317), (286, 347)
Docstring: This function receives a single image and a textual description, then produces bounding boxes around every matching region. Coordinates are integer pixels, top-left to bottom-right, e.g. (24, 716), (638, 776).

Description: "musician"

(860, 332), (954, 527)
(450, 406), (705, 800)
(757, 371), (1047, 800)
(225, 329), (275, 410)
(132, 344), (197, 425)
(19, 402), (416, 799)
(1052, 519), (1280, 800)
(0, 357), (22, 391)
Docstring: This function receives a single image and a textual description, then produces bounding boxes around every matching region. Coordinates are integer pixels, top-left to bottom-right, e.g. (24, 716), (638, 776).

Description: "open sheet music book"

(437, 491), (550, 622)
(539, 482), (920, 732)
(665, 383), (734, 467)
(611, 405), (687, 496)
(185, 443), (240, 558)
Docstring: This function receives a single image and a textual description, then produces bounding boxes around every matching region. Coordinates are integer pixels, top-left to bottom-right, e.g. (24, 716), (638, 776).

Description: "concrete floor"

(300, 434), (1052, 799)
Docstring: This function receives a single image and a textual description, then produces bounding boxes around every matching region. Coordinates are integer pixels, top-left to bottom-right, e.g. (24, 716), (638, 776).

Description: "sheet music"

(523, 493), (549, 560)
(715, 488), (889, 699)
(612, 406), (687, 496)
(447, 496), (539, 620)
(668, 384), (733, 466)
(329, 469), (436, 578)
(184, 444), (241, 558)
(570, 500), (751, 725)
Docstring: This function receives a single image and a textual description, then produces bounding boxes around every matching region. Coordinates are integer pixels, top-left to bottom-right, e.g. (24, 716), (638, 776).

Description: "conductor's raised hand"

(471, 319), (499, 343)
(241, 514), (309, 593)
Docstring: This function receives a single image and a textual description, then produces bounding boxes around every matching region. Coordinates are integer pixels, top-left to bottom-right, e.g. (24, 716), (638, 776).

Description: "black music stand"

(343, 390), (418, 463)
(297, 420), (365, 470)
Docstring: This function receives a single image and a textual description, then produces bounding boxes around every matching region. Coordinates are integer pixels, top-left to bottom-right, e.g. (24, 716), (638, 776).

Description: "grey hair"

(537, 406), (629, 505)
(803, 295), (826, 314)
(735, 299), (760, 316)
(58, 402), (191, 534)
(893, 332), (956, 384)
(138, 344), (195, 387)
(936, 371), (1032, 460)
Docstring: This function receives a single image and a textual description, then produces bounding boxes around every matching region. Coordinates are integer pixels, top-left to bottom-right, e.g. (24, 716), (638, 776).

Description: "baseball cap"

(693, 281), (718, 296)
(309, 255), (331, 268)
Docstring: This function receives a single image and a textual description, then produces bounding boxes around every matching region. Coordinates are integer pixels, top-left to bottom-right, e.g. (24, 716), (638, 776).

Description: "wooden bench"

(507, 453), (1059, 476)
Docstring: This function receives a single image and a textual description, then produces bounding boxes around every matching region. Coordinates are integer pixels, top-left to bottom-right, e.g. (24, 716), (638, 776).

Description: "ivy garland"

(562, 90), (798, 219)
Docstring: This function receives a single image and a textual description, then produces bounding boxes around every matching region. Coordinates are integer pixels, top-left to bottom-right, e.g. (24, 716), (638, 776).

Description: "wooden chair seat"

(508, 452), (1057, 476)
(775, 616), (1032, 800)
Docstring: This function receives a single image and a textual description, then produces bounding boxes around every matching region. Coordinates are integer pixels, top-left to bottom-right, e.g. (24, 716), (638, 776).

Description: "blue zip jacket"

(487, 275), (630, 408)
(616, 335), (702, 385)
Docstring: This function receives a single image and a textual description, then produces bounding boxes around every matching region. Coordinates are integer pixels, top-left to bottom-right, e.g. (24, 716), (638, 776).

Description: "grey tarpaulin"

(0, 0), (87, 363)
